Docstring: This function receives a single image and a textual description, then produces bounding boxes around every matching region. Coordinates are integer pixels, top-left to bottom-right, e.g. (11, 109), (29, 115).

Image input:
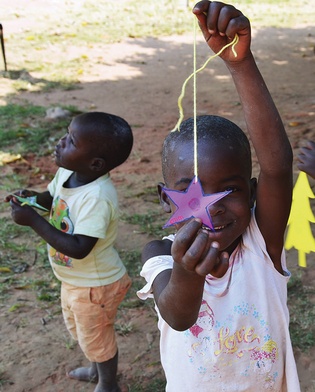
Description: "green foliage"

(0, 366), (10, 388)
(127, 378), (166, 392)
(0, 217), (32, 252)
(118, 249), (145, 307)
(6, 0), (313, 52)
(34, 278), (61, 302)
(115, 321), (134, 335)
(0, 217), (60, 304)
(120, 249), (142, 277)
(121, 211), (167, 238)
(0, 172), (27, 192)
(0, 104), (80, 155)
(4, 0), (313, 94)
(8, 303), (24, 312)
(288, 274), (315, 351)
(7, 1), (194, 49)
(234, 0), (313, 27)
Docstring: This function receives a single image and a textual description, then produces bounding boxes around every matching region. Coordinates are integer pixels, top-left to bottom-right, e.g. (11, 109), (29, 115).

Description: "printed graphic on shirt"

(48, 196), (74, 268)
(185, 300), (280, 389)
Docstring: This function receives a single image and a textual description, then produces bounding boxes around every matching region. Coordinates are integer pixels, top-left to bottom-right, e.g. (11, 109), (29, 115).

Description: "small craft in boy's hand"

(10, 193), (49, 212)
(163, 177), (231, 230)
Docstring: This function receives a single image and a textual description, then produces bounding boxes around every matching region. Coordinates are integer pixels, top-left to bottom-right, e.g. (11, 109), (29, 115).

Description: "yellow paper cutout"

(0, 151), (22, 166)
(285, 171), (315, 267)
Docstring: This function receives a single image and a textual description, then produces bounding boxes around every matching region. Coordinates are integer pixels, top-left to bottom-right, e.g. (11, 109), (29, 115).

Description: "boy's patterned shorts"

(61, 273), (131, 363)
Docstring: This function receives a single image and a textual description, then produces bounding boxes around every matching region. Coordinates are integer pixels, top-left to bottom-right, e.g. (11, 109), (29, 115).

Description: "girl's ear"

(90, 157), (106, 172)
(158, 182), (172, 213)
(250, 177), (257, 208)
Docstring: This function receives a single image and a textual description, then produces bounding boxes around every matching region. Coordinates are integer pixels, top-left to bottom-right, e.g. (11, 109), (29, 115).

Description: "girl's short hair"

(162, 115), (251, 181)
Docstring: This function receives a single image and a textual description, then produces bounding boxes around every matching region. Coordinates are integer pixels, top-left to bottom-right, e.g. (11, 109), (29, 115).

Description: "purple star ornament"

(162, 177), (231, 230)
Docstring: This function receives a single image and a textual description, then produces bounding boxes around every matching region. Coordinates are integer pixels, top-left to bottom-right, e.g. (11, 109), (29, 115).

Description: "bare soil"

(1, 9), (315, 392)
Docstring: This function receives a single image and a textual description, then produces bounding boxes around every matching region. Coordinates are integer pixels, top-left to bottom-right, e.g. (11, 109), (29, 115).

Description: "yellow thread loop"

(170, 33), (239, 133)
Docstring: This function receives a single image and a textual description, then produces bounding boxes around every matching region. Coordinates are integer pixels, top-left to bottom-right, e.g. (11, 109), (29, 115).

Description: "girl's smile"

(161, 140), (256, 255)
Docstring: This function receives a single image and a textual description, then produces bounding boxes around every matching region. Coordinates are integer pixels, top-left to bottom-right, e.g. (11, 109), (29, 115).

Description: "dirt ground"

(1, 6), (315, 392)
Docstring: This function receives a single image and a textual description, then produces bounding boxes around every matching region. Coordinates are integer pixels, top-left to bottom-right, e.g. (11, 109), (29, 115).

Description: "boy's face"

(54, 118), (94, 173)
(160, 140), (256, 255)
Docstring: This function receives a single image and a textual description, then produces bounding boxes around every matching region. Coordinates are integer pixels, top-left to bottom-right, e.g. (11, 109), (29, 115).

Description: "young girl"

(138, 1), (300, 391)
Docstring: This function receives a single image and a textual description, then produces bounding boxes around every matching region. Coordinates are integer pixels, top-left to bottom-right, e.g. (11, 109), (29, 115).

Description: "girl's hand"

(172, 219), (229, 277)
(193, 1), (251, 63)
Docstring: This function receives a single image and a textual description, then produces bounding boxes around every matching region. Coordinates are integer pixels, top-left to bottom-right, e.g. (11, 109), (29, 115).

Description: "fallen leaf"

(0, 151), (22, 165)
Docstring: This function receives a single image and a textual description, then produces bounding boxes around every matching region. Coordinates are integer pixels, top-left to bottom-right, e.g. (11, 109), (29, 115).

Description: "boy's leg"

(67, 352), (120, 392)
(61, 283), (98, 382)
(94, 351), (121, 392)
(63, 275), (131, 389)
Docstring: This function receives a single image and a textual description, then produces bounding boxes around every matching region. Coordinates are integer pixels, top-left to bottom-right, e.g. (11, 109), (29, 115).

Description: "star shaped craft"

(163, 177), (231, 230)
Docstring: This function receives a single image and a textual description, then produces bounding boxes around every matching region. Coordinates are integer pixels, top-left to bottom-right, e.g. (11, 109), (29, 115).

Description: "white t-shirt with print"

(138, 210), (300, 392)
(47, 168), (126, 287)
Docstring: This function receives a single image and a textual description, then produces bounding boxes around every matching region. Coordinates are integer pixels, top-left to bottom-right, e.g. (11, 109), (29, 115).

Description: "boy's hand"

(5, 190), (49, 211)
(5, 189), (36, 202)
(9, 197), (38, 226)
(193, 1), (251, 63)
(297, 141), (315, 179)
(172, 219), (229, 277)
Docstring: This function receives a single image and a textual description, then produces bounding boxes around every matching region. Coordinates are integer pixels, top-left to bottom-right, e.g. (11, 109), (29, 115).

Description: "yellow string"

(171, 17), (239, 180)
(193, 17), (197, 179)
(170, 29), (239, 135)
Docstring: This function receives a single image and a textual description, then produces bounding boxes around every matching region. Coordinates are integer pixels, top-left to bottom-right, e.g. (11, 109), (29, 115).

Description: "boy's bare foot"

(67, 366), (98, 383)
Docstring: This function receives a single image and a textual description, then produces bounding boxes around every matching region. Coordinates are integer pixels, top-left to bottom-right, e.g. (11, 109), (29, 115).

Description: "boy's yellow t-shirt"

(47, 168), (126, 287)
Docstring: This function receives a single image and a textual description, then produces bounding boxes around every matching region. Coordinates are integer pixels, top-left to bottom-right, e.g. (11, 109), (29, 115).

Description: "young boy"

(6, 111), (133, 392)
(137, 1), (300, 391)
(298, 140), (315, 179)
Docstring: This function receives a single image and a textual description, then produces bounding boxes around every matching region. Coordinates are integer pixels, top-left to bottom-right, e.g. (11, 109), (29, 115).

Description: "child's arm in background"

(297, 141), (315, 179)
(194, 0), (292, 273)
(7, 195), (97, 259)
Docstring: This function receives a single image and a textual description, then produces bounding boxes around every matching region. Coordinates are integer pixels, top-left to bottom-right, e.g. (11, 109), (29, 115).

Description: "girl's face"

(160, 140), (256, 255)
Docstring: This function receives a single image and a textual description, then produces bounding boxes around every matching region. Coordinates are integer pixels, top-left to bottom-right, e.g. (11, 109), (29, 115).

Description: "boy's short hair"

(75, 112), (133, 171)
(162, 115), (252, 181)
